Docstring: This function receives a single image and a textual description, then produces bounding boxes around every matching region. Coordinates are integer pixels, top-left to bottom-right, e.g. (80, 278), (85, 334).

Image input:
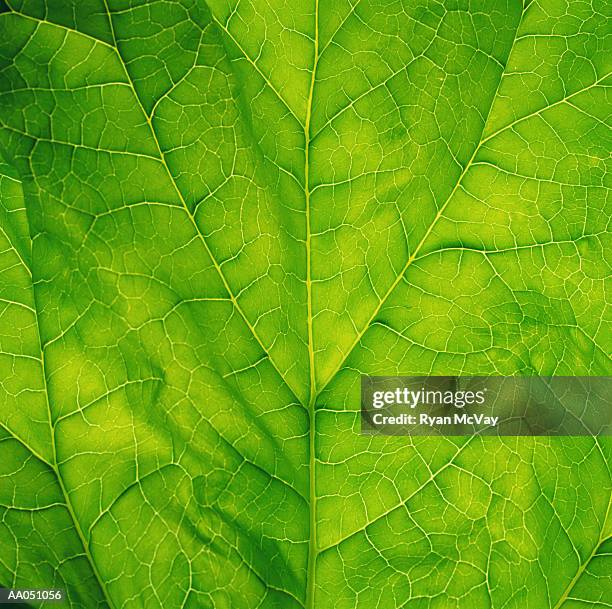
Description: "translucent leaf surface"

(0, 1), (610, 608)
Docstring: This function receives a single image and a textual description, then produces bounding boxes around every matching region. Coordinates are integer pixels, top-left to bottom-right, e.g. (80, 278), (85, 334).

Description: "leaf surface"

(0, 1), (610, 608)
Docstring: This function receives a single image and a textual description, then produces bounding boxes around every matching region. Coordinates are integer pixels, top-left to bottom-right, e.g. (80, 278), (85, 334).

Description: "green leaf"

(0, 1), (610, 608)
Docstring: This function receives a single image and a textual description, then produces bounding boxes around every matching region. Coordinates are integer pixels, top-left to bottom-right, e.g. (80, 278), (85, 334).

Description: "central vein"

(304, 1), (320, 607)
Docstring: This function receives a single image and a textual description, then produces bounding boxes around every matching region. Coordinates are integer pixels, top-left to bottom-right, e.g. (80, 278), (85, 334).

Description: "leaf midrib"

(304, 3), (320, 607)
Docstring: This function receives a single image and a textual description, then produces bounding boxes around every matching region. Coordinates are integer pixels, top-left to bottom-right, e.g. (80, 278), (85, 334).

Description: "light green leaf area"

(0, 1), (610, 608)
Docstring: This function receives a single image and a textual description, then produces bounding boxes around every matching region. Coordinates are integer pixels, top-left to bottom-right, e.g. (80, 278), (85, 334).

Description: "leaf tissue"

(0, 1), (610, 608)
